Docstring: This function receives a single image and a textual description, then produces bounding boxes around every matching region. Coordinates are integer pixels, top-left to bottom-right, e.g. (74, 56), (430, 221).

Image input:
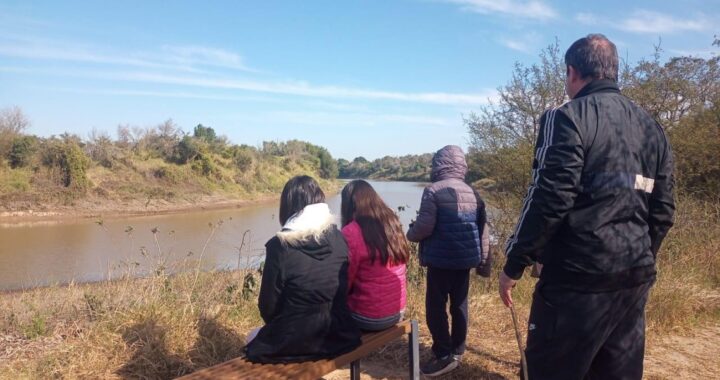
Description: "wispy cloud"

(42, 87), (281, 103)
(0, 40), (196, 73)
(106, 71), (496, 106)
(33, 86), (458, 135)
(668, 48), (718, 58)
(618, 11), (711, 34)
(0, 6), (54, 29)
(574, 12), (600, 26)
(443, 0), (557, 21)
(0, 35), (257, 73)
(112, 71), (495, 106)
(576, 10), (712, 35)
(160, 45), (256, 72)
(263, 111), (455, 128)
(497, 32), (542, 54)
(1, 64), (496, 107)
(0, 33), (494, 106)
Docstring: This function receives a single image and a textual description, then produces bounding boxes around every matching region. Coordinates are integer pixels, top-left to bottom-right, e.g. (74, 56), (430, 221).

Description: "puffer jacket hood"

(431, 145), (468, 182)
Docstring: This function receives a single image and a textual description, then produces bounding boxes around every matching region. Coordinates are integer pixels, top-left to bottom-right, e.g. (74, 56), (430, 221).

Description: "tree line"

(337, 154), (433, 182)
(0, 114), (338, 207)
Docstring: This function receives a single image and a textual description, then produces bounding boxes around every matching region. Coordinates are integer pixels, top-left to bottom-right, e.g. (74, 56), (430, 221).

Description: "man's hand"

(499, 271), (517, 307)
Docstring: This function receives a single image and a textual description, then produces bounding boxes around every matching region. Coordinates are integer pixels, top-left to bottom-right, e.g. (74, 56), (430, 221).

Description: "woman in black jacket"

(244, 175), (361, 363)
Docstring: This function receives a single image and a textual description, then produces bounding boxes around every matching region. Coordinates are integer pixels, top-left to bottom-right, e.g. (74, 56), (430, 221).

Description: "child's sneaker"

(420, 355), (458, 377)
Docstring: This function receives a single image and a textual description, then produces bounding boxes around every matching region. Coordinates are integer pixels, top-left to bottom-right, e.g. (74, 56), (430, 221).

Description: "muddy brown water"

(0, 181), (425, 291)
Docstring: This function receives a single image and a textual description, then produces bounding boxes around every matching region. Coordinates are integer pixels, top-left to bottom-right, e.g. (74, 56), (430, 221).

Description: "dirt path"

(323, 324), (720, 379)
(644, 326), (720, 380)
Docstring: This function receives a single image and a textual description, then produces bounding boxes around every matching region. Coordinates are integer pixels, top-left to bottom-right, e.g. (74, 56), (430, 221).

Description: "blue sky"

(0, 1), (717, 160)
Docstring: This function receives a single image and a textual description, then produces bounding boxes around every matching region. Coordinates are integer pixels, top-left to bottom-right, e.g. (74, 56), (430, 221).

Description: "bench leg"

(408, 319), (420, 380)
(350, 359), (360, 380)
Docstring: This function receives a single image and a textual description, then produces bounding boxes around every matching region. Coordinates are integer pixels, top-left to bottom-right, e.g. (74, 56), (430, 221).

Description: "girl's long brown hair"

(341, 180), (410, 266)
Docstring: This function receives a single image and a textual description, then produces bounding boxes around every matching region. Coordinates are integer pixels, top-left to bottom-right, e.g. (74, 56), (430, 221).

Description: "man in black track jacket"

(498, 34), (675, 380)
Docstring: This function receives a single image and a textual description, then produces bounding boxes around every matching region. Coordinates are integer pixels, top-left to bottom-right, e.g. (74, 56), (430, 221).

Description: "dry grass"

(0, 196), (718, 379)
(0, 269), (263, 379)
(646, 196), (720, 331)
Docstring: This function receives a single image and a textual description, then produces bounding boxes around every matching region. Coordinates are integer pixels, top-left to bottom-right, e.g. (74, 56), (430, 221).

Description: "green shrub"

(191, 155), (219, 178)
(669, 105), (720, 199)
(172, 136), (202, 164)
(22, 313), (48, 339)
(316, 148), (338, 179)
(41, 140), (91, 191)
(153, 165), (185, 184)
(233, 149), (254, 172)
(0, 167), (31, 193)
(193, 124), (216, 143)
(86, 136), (122, 168)
(8, 135), (37, 168)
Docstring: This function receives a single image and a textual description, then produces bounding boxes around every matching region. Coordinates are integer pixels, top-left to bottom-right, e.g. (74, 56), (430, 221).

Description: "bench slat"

(177, 320), (413, 380)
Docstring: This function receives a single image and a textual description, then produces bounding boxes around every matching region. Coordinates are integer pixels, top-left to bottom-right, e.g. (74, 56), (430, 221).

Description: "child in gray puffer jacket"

(407, 145), (490, 377)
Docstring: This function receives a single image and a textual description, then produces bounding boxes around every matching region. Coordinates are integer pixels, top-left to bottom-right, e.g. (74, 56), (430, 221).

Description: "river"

(0, 181), (425, 291)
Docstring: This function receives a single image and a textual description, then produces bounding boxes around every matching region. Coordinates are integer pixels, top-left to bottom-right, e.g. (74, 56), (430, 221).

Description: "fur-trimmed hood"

(276, 203), (336, 259)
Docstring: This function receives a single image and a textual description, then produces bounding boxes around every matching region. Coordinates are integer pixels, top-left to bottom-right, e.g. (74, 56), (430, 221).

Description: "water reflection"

(0, 181), (425, 290)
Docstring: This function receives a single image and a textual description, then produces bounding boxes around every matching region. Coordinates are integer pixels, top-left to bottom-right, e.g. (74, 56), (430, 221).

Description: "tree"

(669, 104), (720, 198)
(466, 41), (566, 197)
(0, 106), (30, 135)
(621, 49), (719, 127)
(116, 124), (133, 148)
(337, 154), (431, 181)
(86, 128), (119, 168)
(41, 139), (91, 191)
(467, 36), (720, 202)
(8, 135), (37, 168)
(0, 106), (30, 158)
(172, 135), (202, 164)
(316, 148), (338, 179)
(126, 120), (182, 159)
(194, 124), (216, 143)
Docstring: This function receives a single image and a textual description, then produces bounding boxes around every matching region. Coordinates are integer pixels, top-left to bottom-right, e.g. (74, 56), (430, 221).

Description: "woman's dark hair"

(341, 180), (410, 266)
(279, 175), (325, 225)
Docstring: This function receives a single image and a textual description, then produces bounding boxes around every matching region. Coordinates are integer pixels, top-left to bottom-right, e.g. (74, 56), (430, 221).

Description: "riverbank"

(1, 257), (718, 379)
(0, 178), (341, 225)
(0, 193), (278, 224)
(0, 134), (342, 225)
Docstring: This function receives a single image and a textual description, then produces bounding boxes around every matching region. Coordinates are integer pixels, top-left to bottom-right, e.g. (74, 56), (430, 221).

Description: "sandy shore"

(0, 184), (342, 225)
(0, 194), (281, 225)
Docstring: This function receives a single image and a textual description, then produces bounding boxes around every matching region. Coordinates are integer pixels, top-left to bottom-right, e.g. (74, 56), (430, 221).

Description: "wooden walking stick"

(509, 305), (529, 380)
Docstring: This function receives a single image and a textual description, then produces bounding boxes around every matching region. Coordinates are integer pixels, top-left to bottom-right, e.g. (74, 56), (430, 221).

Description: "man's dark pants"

(526, 279), (653, 380)
(426, 267), (470, 358)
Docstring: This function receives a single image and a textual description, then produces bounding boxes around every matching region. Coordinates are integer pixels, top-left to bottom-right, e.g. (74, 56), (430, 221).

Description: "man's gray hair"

(564, 34), (619, 82)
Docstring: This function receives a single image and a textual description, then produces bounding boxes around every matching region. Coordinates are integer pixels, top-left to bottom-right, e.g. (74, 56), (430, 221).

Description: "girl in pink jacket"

(341, 180), (409, 331)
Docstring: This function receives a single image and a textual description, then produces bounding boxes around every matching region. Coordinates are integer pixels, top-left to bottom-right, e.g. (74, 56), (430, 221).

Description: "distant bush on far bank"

(337, 153), (433, 182)
(0, 116), (339, 209)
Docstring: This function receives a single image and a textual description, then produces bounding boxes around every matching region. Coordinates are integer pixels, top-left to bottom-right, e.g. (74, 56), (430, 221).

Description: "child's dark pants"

(425, 267), (470, 358)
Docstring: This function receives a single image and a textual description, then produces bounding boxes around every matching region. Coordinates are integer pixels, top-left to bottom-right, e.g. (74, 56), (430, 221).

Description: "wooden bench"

(177, 319), (420, 380)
